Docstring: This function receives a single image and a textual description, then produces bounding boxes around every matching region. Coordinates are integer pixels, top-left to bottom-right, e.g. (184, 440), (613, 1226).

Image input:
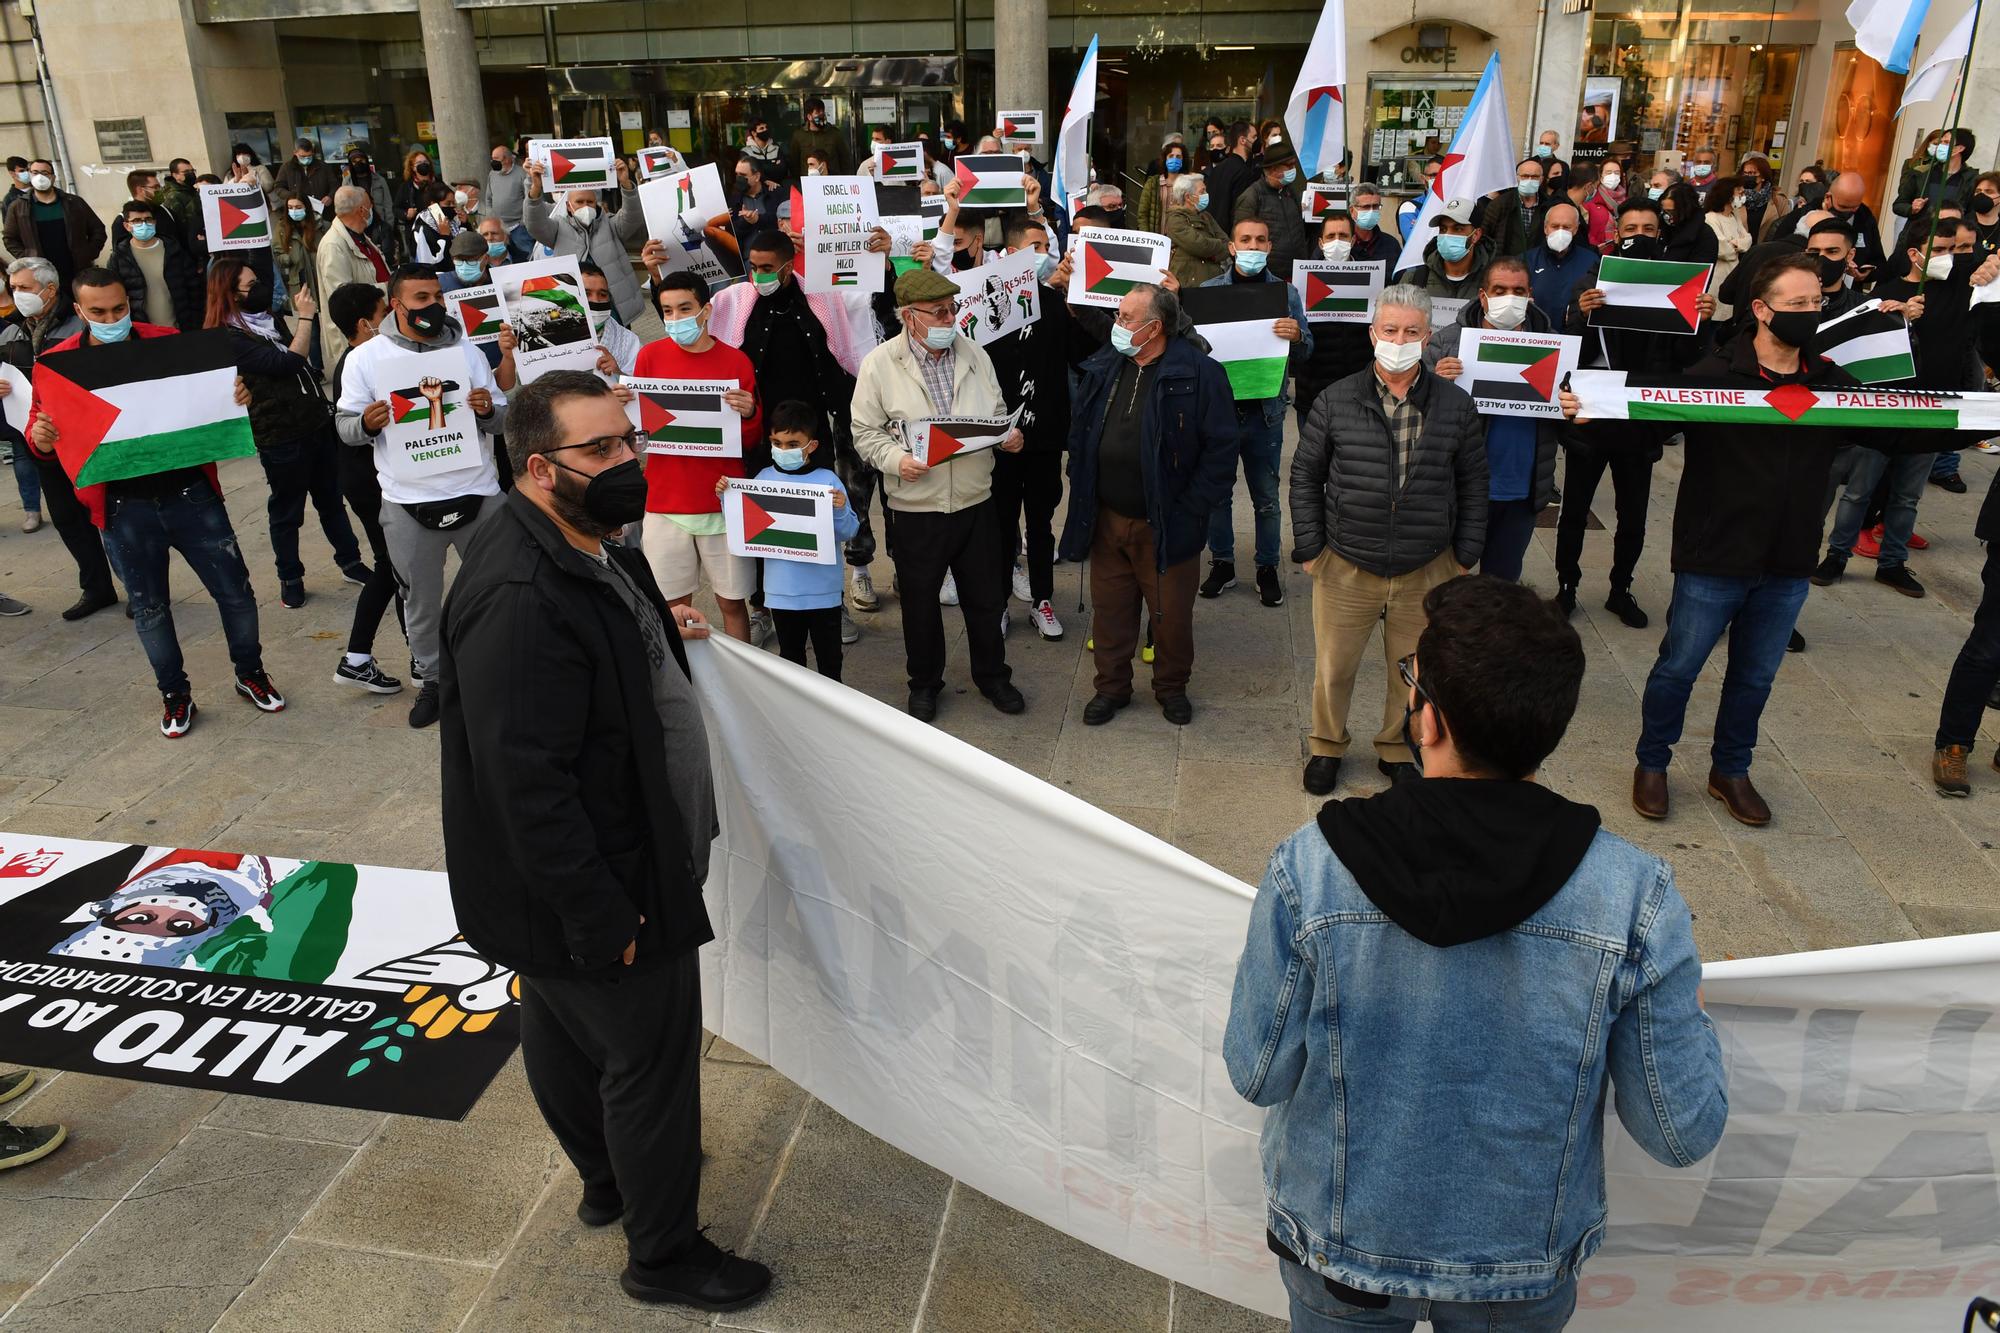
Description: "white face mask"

(1545, 227), (1575, 254)
(11, 287), (45, 317)
(1926, 253), (1955, 281)
(454, 190), (470, 207)
(1601, 171), (1622, 190)
(1321, 238), (1352, 262)
(236, 154), (252, 167)
(1485, 294), (1530, 329)
(1373, 338), (1424, 373)
(571, 204), (599, 229)
(29, 172), (52, 192)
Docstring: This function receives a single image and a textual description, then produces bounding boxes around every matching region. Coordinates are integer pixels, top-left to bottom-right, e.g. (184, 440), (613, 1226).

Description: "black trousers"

(833, 418), (891, 567)
(258, 424), (362, 583)
(990, 449), (1063, 604)
(1554, 440), (1654, 595)
(519, 949), (703, 1280)
(335, 445), (406, 658)
(31, 453), (117, 602)
(773, 605), (843, 679)
(890, 500), (1011, 694)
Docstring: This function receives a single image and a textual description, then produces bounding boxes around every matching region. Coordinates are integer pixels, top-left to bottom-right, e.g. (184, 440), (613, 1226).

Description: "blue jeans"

(1481, 497), (1539, 581)
(1931, 450), (1960, 480)
(1637, 572), (1808, 776)
(1208, 406), (1284, 568)
(1827, 446), (1933, 569)
(101, 481), (264, 696)
(8, 435), (38, 514)
(1281, 1260), (1579, 1332)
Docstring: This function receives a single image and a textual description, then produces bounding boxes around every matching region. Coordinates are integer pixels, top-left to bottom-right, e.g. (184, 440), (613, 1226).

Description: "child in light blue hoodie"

(720, 400), (859, 679)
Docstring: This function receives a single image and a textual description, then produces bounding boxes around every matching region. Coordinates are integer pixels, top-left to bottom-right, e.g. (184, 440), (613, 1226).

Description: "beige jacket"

(316, 222), (389, 376)
(850, 332), (1007, 514)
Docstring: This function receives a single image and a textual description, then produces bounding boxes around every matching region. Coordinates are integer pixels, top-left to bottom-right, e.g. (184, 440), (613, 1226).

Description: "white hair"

(1375, 283), (1433, 327)
(7, 256), (58, 290)
(1169, 173), (1205, 206)
(333, 184), (371, 216)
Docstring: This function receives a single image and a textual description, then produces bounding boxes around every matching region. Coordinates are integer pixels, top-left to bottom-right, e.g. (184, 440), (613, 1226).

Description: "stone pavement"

(0, 428), (1995, 1332)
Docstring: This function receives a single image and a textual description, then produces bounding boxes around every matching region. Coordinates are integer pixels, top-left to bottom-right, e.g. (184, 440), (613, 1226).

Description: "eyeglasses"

(546, 431), (642, 463)
(906, 304), (956, 324)
(1397, 653), (1440, 718)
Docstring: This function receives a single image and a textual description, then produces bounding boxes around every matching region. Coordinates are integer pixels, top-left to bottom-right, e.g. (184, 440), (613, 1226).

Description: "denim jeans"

(1208, 406), (1284, 568)
(1936, 540), (2000, 750)
(1931, 450), (1960, 480)
(1637, 572), (1808, 776)
(101, 481), (264, 696)
(1827, 446), (1934, 569)
(8, 436), (38, 514)
(1281, 1261), (1579, 1333)
(257, 426), (362, 583)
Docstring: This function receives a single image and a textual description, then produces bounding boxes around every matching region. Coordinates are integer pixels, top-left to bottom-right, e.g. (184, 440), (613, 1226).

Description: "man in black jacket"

(110, 202), (204, 331)
(440, 371), (772, 1314)
(1291, 283), (1487, 796)
(1932, 465), (2000, 795)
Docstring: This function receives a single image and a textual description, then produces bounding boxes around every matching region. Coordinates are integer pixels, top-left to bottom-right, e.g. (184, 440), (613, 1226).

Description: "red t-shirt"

(631, 337), (762, 515)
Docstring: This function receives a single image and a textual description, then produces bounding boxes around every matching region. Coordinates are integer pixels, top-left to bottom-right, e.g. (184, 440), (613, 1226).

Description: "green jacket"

(1166, 205), (1228, 286)
(1893, 160), (1976, 219)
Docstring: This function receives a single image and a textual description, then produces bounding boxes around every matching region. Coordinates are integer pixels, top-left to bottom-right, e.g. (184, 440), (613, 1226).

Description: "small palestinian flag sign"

(1301, 182), (1346, 223)
(637, 146), (681, 182)
(725, 480), (837, 565)
(1588, 256), (1713, 336)
(33, 328), (256, 487)
(1292, 261), (1382, 324)
(517, 273), (583, 314)
(198, 182), (270, 252)
(1456, 329), (1581, 420)
(952, 154), (1026, 208)
(830, 269), (863, 287)
(998, 110), (1044, 146)
(531, 137), (614, 193)
(673, 173), (698, 216)
(1813, 300), (1916, 385)
(623, 378), (742, 457)
(875, 142), (925, 182)
(908, 414), (1016, 466)
(1069, 228), (1169, 308)
(388, 380), (463, 425)
(453, 286), (502, 345)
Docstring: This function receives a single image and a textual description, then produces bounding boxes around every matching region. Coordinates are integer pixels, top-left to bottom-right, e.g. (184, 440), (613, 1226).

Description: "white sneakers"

(1010, 562), (1033, 605)
(849, 567), (880, 611)
(1031, 601), (1063, 639)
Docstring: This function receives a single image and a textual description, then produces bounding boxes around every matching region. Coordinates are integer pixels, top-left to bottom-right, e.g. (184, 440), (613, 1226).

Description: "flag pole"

(1917, 0), (1983, 292)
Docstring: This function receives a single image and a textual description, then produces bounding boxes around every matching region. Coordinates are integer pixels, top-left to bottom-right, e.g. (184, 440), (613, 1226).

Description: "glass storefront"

(1813, 43), (1908, 192)
(1582, 12), (1804, 175)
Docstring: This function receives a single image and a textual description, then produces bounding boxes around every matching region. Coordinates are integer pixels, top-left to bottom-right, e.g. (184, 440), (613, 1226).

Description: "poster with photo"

(637, 165), (732, 287)
(1578, 77), (1620, 147)
(491, 257), (599, 382)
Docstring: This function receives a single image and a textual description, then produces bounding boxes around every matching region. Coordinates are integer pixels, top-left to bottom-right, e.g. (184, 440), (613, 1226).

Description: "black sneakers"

(1931, 472), (1968, 494)
(409, 680), (441, 729)
(620, 1231), (772, 1312)
(160, 692), (197, 739)
(1256, 565), (1284, 607)
(1875, 565), (1925, 598)
(1809, 552), (1846, 586)
(235, 670), (286, 712)
(334, 657), (404, 694)
(1604, 590), (1649, 629)
(280, 579), (306, 609)
(1198, 560), (1237, 599)
(0, 1121), (66, 1172)
(341, 561), (373, 586)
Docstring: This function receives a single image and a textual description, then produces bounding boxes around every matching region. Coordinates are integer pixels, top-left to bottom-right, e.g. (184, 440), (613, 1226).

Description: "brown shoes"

(1632, 767), (1668, 820)
(1933, 745), (1971, 798)
(1707, 770), (1772, 826)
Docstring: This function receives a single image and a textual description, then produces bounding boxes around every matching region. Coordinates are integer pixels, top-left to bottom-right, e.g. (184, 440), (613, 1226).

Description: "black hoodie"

(1318, 779), (1601, 947)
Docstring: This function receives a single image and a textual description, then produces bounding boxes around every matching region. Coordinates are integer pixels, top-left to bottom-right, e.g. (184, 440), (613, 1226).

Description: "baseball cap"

(1439, 196), (1478, 225)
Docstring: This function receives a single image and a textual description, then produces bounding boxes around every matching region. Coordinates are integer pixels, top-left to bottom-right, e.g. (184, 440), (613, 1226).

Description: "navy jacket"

(1525, 241), (1596, 328)
(1058, 335), (1239, 571)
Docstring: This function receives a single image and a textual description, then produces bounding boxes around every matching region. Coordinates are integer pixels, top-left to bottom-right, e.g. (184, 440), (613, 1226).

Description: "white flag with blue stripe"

(1895, 3), (1974, 113)
(1847, 0), (1932, 74)
(1052, 35), (1099, 214)
(1285, 0), (1348, 182)
(1398, 55), (1518, 273)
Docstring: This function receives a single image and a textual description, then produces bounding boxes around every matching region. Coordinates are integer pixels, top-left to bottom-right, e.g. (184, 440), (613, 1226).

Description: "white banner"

(688, 636), (2000, 1327)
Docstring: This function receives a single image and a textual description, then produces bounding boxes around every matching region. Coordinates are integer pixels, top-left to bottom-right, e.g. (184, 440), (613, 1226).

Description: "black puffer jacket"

(110, 235), (207, 333)
(1290, 365), (1489, 577)
(222, 322), (329, 448)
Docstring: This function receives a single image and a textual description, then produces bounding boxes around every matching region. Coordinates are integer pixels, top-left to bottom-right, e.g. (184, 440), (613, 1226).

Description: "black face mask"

(414, 163), (432, 177)
(1976, 194), (2000, 218)
(242, 280), (272, 315)
(491, 158), (506, 171)
(1797, 182), (1828, 207)
(1816, 254), (1848, 286)
(1762, 308), (1821, 351)
(1617, 234), (1664, 261)
(350, 163), (370, 181)
(549, 456), (647, 531)
(403, 303), (448, 338)
(1103, 209), (1127, 231)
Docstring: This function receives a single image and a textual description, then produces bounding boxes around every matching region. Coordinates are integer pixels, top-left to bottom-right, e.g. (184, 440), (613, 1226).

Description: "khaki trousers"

(1308, 549), (1460, 761)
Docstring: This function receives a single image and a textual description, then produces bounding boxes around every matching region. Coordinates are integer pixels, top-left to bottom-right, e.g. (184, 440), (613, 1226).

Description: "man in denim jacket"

(1226, 576), (1726, 1331)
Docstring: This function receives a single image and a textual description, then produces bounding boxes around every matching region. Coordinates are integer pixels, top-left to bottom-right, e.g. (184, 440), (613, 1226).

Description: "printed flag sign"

(624, 377), (743, 458)
(1292, 260), (1383, 324)
(1300, 181), (1347, 223)
(637, 164), (731, 286)
(491, 257), (600, 381)
(1813, 299), (1916, 384)
(1067, 228), (1171, 309)
(0, 834), (519, 1120)
(1180, 283), (1291, 401)
(1566, 370), (2000, 430)
(528, 136), (615, 195)
(949, 248), (1042, 346)
(32, 329), (255, 487)
(450, 282), (502, 347)
(952, 154), (1027, 208)
(635, 144), (685, 182)
(1589, 255), (1714, 335)
(799, 175), (883, 296)
(370, 348), (482, 482)
(998, 110), (1045, 146)
(197, 182), (271, 252)
(723, 477), (839, 565)
(874, 141), (926, 182)
(903, 404), (1025, 465)
(1455, 328), (1582, 418)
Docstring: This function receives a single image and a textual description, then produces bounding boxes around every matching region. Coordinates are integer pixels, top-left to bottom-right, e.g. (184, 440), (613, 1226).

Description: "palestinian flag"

(387, 380), (463, 425)
(875, 143), (923, 181)
(911, 416), (1012, 465)
(210, 184), (268, 244)
(830, 269), (863, 287)
(1566, 370), (2000, 431)
(517, 273), (583, 314)
(1813, 301), (1916, 384)
(1465, 338), (1564, 407)
(628, 384), (739, 455)
(1078, 234), (1162, 299)
(453, 290), (501, 339)
(1180, 284), (1290, 402)
(998, 110), (1043, 145)
(1295, 263), (1379, 321)
(1301, 183), (1345, 223)
(1588, 256), (1712, 335)
(547, 144), (610, 189)
(672, 173), (697, 215)
(736, 488), (820, 553)
(953, 154), (1025, 207)
(32, 329), (255, 487)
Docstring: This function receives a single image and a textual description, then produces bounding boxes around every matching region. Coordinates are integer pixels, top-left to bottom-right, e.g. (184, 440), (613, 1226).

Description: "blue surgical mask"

(1235, 249), (1268, 276)
(486, 240), (509, 259)
(1354, 208), (1380, 230)
(1534, 144), (1554, 159)
(1518, 179), (1541, 197)
(1035, 252), (1059, 282)
(1197, 192), (1211, 211)
(454, 260), (484, 283)
(1282, 168), (1298, 185)
(1647, 186), (1665, 201)
(130, 222), (156, 242)
(1165, 154), (1184, 173)
(1930, 141), (1951, 162)
(1436, 233), (1470, 261)
(89, 315), (134, 343)
(665, 314), (703, 346)
(772, 445), (808, 471)
(1110, 323), (1142, 356)
(922, 322), (958, 350)
(287, 207), (307, 222)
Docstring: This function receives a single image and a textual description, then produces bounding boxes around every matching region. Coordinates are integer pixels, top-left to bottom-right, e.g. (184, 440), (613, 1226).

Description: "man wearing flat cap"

(1232, 143), (1310, 278)
(850, 266), (1027, 721)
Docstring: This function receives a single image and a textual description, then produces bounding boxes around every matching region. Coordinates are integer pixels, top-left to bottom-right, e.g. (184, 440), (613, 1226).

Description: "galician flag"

(1051, 35), (1100, 210)
(1285, 0), (1347, 181)
(1567, 370), (2000, 430)
(1589, 255), (1713, 335)
(1813, 300), (1917, 383)
(952, 155), (1026, 207)
(1847, 0), (1932, 73)
(1897, 4), (1974, 113)
(32, 329), (257, 487)
(1400, 55), (1517, 267)
(1180, 284), (1290, 402)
